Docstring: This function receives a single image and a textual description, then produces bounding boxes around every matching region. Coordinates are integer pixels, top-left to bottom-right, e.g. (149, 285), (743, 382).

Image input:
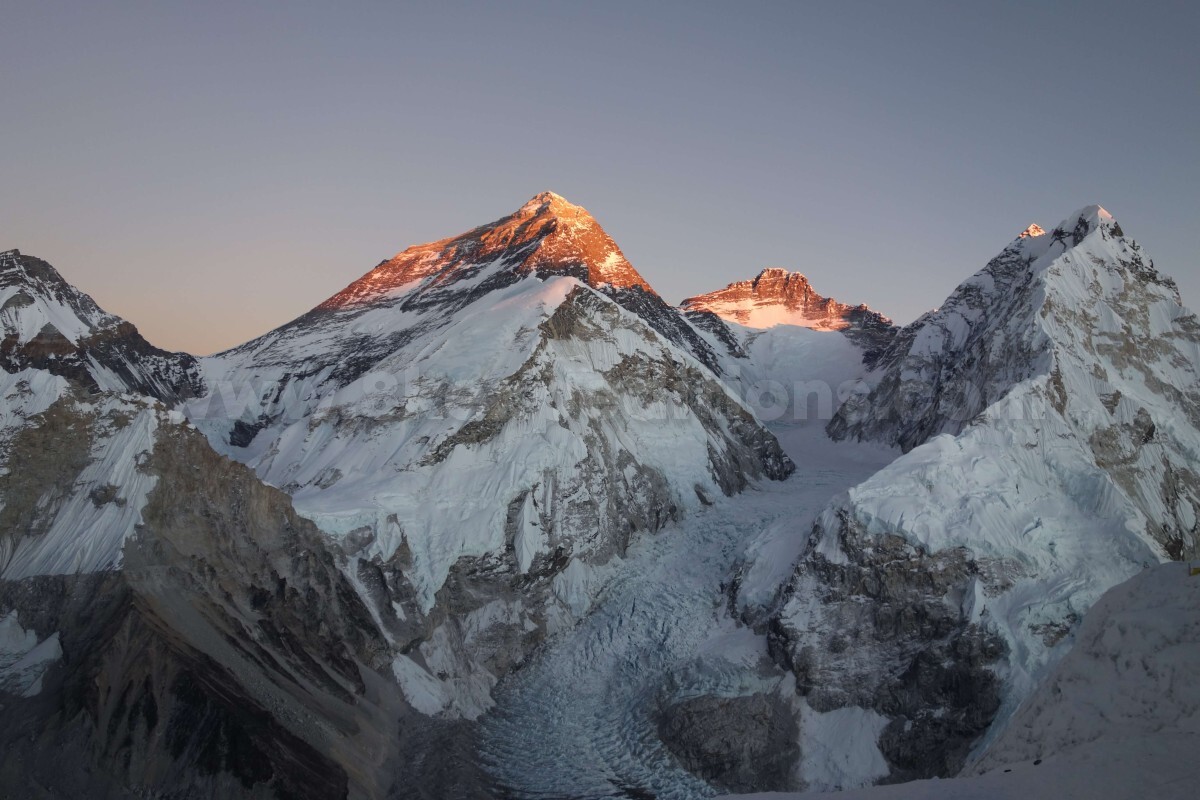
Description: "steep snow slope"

(0, 249), (203, 402)
(0, 251), (205, 579)
(723, 563), (1200, 800)
(0, 381), (165, 580)
(764, 206), (1200, 785)
(705, 322), (878, 426)
(0, 264), (187, 581)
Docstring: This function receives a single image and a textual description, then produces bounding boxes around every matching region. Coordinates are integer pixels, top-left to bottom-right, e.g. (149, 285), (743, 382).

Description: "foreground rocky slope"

(722, 562), (1200, 800)
(0, 418), (402, 799)
(761, 206), (1200, 786)
(0, 269), (410, 797)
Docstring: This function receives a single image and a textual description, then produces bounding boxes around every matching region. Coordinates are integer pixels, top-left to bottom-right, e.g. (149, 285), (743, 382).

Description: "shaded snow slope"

(972, 561), (1200, 773)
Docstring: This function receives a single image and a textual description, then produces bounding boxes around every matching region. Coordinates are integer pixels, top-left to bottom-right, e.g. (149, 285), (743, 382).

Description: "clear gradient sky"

(2, 1), (1197, 354)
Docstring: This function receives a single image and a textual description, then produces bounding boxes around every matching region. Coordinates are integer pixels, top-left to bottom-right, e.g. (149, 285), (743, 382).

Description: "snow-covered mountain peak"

(830, 202), (1188, 452)
(518, 190), (578, 214)
(764, 207), (1200, 786)
(316, 192), (652, 312)
(681, 266), (893, 335)
(1, 248), (119, 344)
(1017, 205), (1119, 260)
(0, 249), (202, 401)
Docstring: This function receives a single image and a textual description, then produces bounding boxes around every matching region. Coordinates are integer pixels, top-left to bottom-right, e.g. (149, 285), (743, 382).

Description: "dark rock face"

(827, 241), (1046, 453)
(766, 511), (1007, 783)
(657, 692), (799, 793)
(0, 421), (410, 799)
(682, 308), (749, 359)
(603, 285), (725, 373)
(0, 571), (353, 800)
(0, 250), (203, 403)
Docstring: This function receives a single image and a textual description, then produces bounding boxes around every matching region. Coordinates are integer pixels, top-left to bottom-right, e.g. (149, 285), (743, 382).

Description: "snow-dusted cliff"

(0, 259), (405, 798)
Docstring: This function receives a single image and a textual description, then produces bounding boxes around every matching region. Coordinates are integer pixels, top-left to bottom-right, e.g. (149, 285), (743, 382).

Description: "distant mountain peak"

(318, 193), (651, 311)
(682, 267), (890, 332)
(0, 250), (202, 401)
(1019, 223), (1046, 238)
(518, 190), (577, 214)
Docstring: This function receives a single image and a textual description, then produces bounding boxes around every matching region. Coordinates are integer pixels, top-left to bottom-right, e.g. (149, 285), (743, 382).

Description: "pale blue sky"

(2, 1), (1197, 353)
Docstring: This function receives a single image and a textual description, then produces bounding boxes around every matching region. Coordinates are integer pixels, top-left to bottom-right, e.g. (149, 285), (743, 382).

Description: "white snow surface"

(697, 301), (848, 332)
(0, 610), (62, 698)
(726, 322), (874, 425)
(0, 389), (168, 580)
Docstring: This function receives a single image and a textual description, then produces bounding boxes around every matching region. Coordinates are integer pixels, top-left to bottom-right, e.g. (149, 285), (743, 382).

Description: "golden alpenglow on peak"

(317, 193), (653, 310)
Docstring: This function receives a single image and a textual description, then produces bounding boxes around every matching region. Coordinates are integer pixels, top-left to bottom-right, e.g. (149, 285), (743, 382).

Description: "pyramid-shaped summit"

(319, 192), (652, 310)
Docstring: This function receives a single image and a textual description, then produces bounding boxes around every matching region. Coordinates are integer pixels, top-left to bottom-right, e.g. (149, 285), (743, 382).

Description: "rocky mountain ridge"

(682, 268), (888, 332)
